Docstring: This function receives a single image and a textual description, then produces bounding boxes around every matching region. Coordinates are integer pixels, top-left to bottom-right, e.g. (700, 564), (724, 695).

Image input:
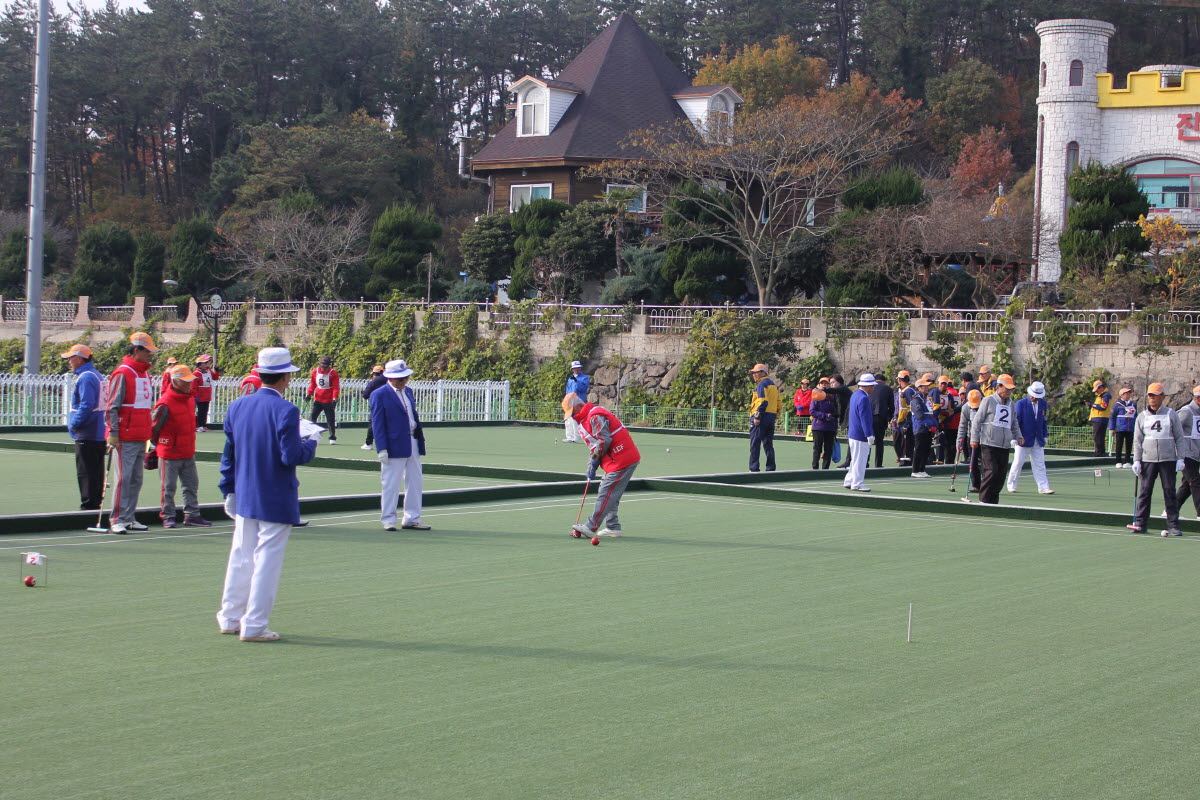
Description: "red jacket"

(107, 356), (154, 442)
(192, 367), (220, 402)
(240, 371), (262, 395)
(573, 403), (640, 472)
(792, 388), (812, 415)
(153, 386), (197, 460)
(308, 368), (340, 403)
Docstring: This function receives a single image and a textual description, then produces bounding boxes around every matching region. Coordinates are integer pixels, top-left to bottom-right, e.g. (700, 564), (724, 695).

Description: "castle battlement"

(1098, 70), (1200, 108)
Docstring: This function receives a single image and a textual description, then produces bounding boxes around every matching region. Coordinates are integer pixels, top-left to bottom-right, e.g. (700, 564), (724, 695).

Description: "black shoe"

(295, 520), (309, 527)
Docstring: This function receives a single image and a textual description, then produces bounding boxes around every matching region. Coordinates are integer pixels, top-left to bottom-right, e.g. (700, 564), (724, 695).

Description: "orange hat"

(979, 364), (992, 374)
(896, 370), (911, 380)
(59, 343), (92, 359)
(1119, 385), (1133, 395)
(1192, 385), (1200, 396)
(166, 357), (178, 366)
(818, 376), (829, 384)
(1147, 382), (1165, 395)
(167, 364), (196, 381)
(1092, 380), (1106, 391)
(129, 331), (159, 351)
(916, 377), (932, 388)
(937, 374), (950, 384)
(921, 372), (934, 382)
(967, 389), (983, 408)
(995, 373), (1016, 389)
(811, 388), (827, 401)
(196, 353), (213, 363)
(561, 392), (582, 418)
(749, 363), (769, 374)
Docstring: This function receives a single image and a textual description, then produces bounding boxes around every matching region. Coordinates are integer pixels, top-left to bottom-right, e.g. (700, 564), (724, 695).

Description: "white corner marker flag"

(25, 552), (45, 566)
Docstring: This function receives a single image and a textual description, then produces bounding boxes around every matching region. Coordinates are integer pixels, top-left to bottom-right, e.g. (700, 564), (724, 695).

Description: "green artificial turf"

(5, 493), (1200, 799)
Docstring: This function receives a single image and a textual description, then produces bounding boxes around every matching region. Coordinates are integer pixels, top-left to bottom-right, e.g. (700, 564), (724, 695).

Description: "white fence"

(0, 374), (510, 427)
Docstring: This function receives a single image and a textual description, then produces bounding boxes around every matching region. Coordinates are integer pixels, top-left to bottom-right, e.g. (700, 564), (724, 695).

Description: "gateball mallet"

(569, 476), (593, 538)
(949, 450), (960, 492)
(961, 450), (973, 503)
(86, 446), (114, 533)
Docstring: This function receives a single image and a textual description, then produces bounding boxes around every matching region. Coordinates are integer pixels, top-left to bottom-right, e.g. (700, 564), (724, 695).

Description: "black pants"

(1135, 460), (1180, 529)
(912, 429), (933, 473)
(195, 400), (210, 430)
(1113, 431), (1133, 464)
(894, 425), (911, 462)
(365, 422), (375, 446)
(979, 445), (1010, 504)
(938, 429), (956, 464)
(749, 413), (776, 471)
(1174, 458), (1200, 517)
(811, 429), (836, 469)
(1092, 418), (1109, 456)
(873, 415), (888, 468)
(75, 440), (107, 510)
(311, 400), (338, 440)
(967, 444), (981, 490)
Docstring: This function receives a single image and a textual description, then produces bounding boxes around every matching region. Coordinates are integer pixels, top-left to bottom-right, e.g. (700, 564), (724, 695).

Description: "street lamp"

(164, 280), (224, 367)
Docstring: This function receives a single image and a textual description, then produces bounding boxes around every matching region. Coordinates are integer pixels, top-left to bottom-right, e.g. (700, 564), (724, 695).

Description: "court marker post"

(907, 603), (913, 643)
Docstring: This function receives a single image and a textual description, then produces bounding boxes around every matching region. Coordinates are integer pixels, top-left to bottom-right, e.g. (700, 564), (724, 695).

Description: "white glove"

(1178, 459), (1186, 471)
(378, 450), (390, 465)
(867, 436), (875, 446)
(1011, 440), (1018, 449)
(1132, 462), (1142, 477)
(223, 493), (236, 519)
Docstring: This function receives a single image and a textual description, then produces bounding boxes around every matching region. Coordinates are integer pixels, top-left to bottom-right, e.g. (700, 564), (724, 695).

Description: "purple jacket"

(810, 398), (838, 431)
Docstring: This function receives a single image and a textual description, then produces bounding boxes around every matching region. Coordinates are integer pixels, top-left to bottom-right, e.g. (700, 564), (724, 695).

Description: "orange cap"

(749, 363), (769, 374)
(937, 374), (950, 384)
(916, 378), (932, 388)
(1119, 385), (1133, 394)
(561, 392), (582, 418)
(165, 357), (178, 366)
(129, 331), (159, 351)
(995, 373), (1016, 389)
(896, 370), (911, 380)
(167, 364), (196, 381)
(59, 343), (92, 359)
(979, 364), (992, 374)
(1147, 382), (1166, 395)
(1092, 380), (1106, 391)
(1192, 385), (1200, 396)
(196, 353), (213, 363)
(967, 389), (983, 408)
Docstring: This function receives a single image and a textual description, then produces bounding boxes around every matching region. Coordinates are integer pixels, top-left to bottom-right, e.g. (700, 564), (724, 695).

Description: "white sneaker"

(360, 444), (371, 450)
(329, 439), (337, 445)
(597, 528), (622, 537)
(911, 472), (932, 479)
(240, 629), (281, 642)
(851, 486), (871, 492)
(1038, 488), (1055, 495)
(383, 522), (397, 531)
(1006, 485), (1017, 493)
(572, 523), (595, 537)
(110, 522), (127, 534)
(126, 521), (149, 531)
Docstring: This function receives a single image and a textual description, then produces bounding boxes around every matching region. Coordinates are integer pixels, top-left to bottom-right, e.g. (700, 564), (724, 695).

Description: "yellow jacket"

(749, 378), (781, 416)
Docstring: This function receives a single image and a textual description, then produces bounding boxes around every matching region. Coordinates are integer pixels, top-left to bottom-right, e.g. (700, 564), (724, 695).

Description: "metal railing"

(930, 310), (1003, 341)
(0, 373), (73, 425)
(89, 305), (135, 322)
(146, 304), (181, 322)
(253, 302), (302, 326)
(644, 306), (813, 336)
(1139, 311), (1200, 343)
(1028, 310), (1125, 344)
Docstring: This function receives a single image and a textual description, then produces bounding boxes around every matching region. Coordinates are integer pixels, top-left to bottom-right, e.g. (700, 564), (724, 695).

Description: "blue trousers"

(750, 413), (777, 472)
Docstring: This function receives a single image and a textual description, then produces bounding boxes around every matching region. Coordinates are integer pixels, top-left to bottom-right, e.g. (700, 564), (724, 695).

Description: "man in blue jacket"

(216, 347), (319, 643)
(564, 360), (590, 443)
(843, 373), (877, 492)
(1006, 381), (1054, 495)
(63, 343), (106, 510)
(371, 358), (429, 531)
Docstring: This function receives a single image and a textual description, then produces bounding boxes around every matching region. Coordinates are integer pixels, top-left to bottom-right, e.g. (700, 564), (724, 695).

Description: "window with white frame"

(605, 184), (647, 213)
(708, 93), (732, 127)
(519, 86), (548, 136)
(510, 183), (552, 210)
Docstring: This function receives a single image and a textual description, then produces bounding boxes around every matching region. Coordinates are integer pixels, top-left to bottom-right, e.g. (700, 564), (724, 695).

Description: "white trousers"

(1007, 444), (1050, 492)
(843, 439), (870, 490)
(381, 440), (423, 526)
(216, 517), (292, 637)
(564, 415), (581, 442)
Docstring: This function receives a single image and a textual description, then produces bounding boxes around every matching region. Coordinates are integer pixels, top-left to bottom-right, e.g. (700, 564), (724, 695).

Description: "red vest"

(193, 367), (219, 401)
(155, 387), (197, 459)
(240, 373), (262, 395)
(109, 357), (154, 442)
(575, 403), (641, 472)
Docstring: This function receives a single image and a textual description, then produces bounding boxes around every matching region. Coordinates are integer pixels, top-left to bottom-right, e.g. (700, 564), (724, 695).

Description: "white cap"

(383, 359), (414, 379)
(1028, 381), (1046, 398)
(857, 373), (877, 386)
(255, 347), (300, 374)
(570, 360), (583, 369)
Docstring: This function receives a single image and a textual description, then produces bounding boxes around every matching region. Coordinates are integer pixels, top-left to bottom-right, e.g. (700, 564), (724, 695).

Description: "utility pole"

(22, 0), (49, 374)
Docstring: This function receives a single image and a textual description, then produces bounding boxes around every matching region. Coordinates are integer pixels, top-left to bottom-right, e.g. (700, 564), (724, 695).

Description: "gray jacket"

(957, 404), (976, 449)
(1134, 406), (1185, 463)
(1179, 401), (1200, 461)
(970, 393), (1024, 449)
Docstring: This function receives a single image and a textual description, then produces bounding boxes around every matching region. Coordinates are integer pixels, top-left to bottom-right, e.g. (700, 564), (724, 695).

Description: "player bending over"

(564, 393), (641, 539)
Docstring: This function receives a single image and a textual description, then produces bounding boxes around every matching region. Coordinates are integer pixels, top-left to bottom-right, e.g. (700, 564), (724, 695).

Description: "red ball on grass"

(590, 537), (600, 546)
(23, 575), (36, 587)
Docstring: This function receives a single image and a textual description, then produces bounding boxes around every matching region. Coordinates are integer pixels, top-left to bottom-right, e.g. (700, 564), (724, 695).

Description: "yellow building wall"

(1097, 71), (1200, 108)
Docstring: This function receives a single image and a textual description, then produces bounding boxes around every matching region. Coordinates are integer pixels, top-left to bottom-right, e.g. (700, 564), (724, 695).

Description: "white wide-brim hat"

(1028, 381), (1046, 398)
(256, 347), (300, 374)
(384, 359), (414, 379)
(570, 360), (583, 369)
(857, 373), (877, 386)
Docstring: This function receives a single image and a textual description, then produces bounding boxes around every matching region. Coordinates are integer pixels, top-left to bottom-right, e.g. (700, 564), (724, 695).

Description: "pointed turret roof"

(471, 13), (700, 166)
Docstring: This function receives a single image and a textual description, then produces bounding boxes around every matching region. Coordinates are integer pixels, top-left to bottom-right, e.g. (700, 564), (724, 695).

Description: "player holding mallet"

(565, 393), (641, 539)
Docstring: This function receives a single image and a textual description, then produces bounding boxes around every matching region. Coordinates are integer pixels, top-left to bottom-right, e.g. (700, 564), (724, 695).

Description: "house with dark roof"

(469, 12), (743, 216)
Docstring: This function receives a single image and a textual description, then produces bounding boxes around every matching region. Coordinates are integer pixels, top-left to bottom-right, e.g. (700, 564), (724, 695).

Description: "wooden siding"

(492, 167), (578, 211)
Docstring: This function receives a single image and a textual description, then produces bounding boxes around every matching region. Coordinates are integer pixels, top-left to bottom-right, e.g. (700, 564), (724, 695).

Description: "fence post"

(62, 373), (73, 426)
(436, 380), (444, 422)
(484, 383), (493, 421)
(710, 407), (716, 431)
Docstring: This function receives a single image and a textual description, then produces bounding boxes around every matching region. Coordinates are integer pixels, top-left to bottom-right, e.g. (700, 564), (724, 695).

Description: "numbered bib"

(131, 376), (153, 410)
(1122, 404), (1136, 419)
(1190, 414), (1200, 440)
(317, 373), (331, 389)
(990, 403), (1012, 430)
(1144, 414), (1171, 440)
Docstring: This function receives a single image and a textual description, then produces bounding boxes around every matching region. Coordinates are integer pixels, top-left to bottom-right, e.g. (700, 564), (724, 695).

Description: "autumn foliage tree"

(693, 36), (828, 108)
(950, 126), (1015, 198)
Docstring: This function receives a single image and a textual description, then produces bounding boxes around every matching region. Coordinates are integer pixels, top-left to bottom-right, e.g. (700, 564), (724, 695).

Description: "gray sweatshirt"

(1179, 402), (1200, 461)
(1133, 406), (1184, 463)
(957, 404), (976, 450)
(970, 393), (1024, 449)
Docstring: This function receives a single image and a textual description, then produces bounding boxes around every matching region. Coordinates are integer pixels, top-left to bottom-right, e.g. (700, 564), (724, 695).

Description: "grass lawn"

(4, 491), (1200, 799)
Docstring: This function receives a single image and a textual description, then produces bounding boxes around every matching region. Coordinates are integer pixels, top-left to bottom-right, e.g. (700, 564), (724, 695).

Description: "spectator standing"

(307, 355), (340, 444)
(192, 354), (220, 432)
(105, 331), (159, 534)
(895, 371), (915, 465)
(1006, 381), (1054, 495)
(748, 362), (780, 472)
(239, 367), (262, 396)
(957, 389), (984, 494)
(977, 365), (996, 397)
(1109, 385), (1137, 467)
(152, 365), (211, 528)
(810, 386), (838, 470)
(970, 374), (1025, 505)
(908, 378), (937, 478)
(936, 375), (961, 465)
(160, 356), (178, 396)
(216, 347), (319, 642)
(1128, 382), (1184, 535)
(63, 344), (106, 511)
(826, 375), (852, 468)
(563, 361), (590, 443)
(870, 372), (893, 468)
(792, 378), (812, 436)
(1089, 379), (1113, 456)
(1174, 386), (1200, 519)
(360, 365), (387, 450)
(843, 374), (876, 492)
(370, 359), (429, 531)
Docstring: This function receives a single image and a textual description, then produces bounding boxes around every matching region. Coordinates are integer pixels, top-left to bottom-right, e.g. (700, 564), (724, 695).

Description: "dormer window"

(520, 86), (548, 137)
(709, 94), (732, 127)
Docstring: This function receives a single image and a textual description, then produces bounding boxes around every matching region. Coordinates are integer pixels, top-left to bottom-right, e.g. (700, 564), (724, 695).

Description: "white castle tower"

(1034, 19), (1115, 282)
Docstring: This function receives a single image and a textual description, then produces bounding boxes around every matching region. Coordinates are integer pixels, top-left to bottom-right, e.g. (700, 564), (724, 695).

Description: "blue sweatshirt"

(1109, 398), (1137, 432)
(1014, 396), (1049, 447)
(68, 362), (105, 441)
(848, 389), (873, 442)
(566, 372), (590, 400)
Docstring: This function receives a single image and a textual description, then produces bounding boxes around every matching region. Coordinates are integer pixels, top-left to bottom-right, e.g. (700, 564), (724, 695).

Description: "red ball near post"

(23, 575), (36, 587)
(571, 530), (583, 538)
(590, 537), (600, 546)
